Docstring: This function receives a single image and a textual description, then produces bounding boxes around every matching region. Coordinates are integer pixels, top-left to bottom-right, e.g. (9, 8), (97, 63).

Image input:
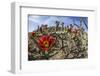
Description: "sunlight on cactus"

(28, 15), (88, 60)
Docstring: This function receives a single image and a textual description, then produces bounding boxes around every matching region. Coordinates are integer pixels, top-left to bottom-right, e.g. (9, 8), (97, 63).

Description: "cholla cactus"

(28, 20), (88, 60)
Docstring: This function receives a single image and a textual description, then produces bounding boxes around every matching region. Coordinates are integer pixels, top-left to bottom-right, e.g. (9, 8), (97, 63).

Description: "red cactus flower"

(32, 32), (35, 36)
(38, 35), (56, 51)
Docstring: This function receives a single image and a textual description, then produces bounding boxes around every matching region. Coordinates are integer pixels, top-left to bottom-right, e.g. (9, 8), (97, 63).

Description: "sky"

(28, 15), (88, 32)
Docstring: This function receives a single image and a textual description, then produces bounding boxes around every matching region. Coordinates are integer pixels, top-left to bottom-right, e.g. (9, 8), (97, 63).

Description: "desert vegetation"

(28, 19), (88, 60)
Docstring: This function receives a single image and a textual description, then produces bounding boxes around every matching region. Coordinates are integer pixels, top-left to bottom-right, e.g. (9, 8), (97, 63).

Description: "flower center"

(43, 40), (49, 48)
